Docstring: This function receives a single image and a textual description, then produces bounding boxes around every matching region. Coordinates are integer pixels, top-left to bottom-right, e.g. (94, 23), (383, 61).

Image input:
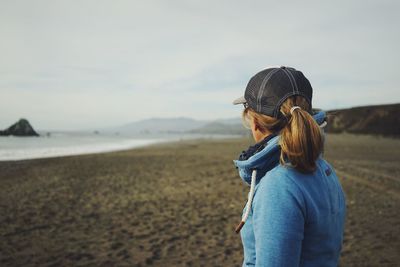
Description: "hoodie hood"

(233, 110), (327, 186)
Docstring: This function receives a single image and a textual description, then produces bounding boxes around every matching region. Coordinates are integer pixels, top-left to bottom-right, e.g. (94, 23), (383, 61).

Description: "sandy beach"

(0, 133), (399, 266)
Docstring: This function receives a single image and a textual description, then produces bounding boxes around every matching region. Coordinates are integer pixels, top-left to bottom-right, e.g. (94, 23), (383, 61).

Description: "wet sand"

(0, 134), (399, 266)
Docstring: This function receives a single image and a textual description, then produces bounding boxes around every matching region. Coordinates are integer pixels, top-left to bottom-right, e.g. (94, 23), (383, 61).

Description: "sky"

(0, 0), (399, 131)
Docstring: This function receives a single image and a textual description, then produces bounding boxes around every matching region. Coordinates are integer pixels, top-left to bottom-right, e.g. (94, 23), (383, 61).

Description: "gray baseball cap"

(233, 66), (313, 118)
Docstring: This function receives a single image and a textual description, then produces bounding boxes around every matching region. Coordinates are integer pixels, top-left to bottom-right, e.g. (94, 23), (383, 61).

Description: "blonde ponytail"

(279, 96), (323, 173)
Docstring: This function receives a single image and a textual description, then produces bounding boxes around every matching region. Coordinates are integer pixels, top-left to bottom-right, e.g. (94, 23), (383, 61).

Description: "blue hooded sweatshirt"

(233, 110), (346, 267)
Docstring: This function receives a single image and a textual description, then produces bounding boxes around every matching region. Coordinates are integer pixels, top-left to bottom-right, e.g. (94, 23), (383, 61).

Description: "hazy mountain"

(101, 117), (210, 135)
(188, 121), (249, 136)
(87, 103), (400, 137)
(213, 117), (242, 125)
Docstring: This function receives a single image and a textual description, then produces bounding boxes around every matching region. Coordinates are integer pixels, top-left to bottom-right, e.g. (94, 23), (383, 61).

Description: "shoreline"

(0, 134), (245, 162)
(2, 131), (396, 163)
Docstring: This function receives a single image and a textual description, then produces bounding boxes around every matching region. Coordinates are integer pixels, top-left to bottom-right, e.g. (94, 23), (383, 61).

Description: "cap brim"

(232, 96), (246, 105)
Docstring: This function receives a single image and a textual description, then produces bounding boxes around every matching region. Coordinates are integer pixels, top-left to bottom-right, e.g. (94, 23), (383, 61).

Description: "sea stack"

(0, 118), (40, 137)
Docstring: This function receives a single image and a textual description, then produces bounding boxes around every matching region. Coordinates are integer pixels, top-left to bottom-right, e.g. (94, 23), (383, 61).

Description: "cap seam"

(257, 68), (281, 112)
(281, 68), (296, 94)
(286, 68), (300, 94)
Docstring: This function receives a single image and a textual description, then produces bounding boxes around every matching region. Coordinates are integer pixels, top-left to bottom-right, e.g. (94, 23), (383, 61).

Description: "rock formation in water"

(0, 118), (40, 137)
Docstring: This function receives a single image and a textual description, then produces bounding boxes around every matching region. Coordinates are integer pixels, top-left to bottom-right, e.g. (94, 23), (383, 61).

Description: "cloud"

(0, 0), (399, 130)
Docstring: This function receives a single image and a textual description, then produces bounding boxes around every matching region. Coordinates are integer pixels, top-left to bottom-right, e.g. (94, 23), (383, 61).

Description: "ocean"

(0, 132), (240, 161)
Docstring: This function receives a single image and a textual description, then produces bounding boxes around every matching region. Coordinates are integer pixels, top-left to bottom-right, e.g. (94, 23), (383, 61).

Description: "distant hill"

(325, 103), (400, 137)
(95, 103), (400, 138)
(0, 118), (40, 137)
(188, 121), (249, 136)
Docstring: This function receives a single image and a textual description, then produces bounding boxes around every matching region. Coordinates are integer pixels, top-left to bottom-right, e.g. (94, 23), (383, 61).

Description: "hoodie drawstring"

(235, 169), (257, 233)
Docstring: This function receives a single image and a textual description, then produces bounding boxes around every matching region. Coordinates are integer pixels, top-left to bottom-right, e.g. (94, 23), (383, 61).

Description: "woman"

(232, 66), (346, 267)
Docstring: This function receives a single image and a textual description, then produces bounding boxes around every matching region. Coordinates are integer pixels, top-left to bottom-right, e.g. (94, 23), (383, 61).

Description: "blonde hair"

(242, 95), (323, 173)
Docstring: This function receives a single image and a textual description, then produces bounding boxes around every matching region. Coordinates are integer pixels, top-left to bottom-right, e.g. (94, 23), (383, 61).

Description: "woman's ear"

(251, 116), (259, 132)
